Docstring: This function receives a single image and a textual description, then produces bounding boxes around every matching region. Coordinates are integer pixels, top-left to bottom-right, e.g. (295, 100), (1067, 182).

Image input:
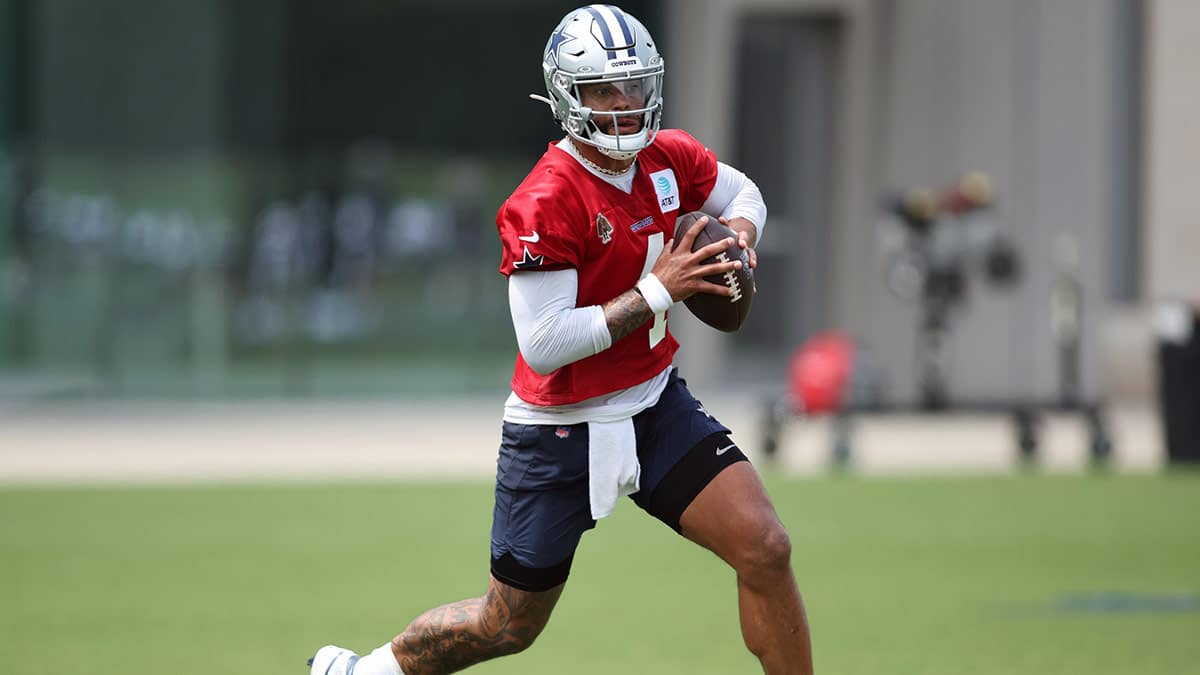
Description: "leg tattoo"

(392, 579), (562, 675)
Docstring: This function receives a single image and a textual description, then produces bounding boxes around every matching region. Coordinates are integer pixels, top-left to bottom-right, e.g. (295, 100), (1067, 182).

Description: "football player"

(309, 5), (813, 674)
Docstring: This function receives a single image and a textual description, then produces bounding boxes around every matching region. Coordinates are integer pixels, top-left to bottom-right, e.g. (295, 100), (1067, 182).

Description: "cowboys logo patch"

(597, 212), (614, 244)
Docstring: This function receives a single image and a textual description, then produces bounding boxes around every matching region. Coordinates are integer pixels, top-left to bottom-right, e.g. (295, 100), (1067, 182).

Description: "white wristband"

(636, 273), (673, 314)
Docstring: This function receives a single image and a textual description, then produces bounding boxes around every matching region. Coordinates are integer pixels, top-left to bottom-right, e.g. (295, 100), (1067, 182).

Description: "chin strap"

(528, 93), (554, 107)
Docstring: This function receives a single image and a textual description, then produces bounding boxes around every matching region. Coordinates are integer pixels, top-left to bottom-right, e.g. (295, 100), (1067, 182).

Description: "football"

(672, 212), (755, 332)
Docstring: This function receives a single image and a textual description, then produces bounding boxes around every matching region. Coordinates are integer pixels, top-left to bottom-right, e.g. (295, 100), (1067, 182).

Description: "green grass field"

(2, 473), (1198, 674)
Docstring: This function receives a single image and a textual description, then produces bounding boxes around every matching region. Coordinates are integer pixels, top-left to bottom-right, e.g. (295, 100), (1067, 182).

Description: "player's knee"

(735, 519), (793, 579)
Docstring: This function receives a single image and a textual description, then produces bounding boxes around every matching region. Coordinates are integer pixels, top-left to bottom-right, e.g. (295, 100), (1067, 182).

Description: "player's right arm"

(509, 268), (611, 375)
(509, 218), (741, 373)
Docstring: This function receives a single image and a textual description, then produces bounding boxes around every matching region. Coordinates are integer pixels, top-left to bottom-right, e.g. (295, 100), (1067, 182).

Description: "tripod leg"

(759, 396), (787, 462)
(1085, 404), (1113, 469)
(1013, 408), (1040, 467)
(831, 412), (853, 472)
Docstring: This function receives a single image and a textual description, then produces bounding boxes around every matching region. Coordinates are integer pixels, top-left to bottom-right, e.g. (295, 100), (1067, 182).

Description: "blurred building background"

(0, 0), (1195, 421)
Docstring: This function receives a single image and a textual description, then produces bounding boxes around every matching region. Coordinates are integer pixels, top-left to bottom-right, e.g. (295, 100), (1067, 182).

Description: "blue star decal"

(546, 26), (577, 67)
(513, 246), (545, 270)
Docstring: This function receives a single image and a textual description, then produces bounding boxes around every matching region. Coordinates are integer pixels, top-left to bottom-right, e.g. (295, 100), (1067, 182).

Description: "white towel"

(586, 418), (640, 519)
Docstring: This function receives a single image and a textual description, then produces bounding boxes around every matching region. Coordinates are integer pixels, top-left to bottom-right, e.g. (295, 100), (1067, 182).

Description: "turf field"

(2, 473), (1198, 674)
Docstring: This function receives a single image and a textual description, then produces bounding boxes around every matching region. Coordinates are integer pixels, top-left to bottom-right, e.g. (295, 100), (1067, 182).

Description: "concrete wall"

(875, 0), (1124, 404)
(666, 0), (1146, 405)
(665, 0), (880, 392)
(1142, 0), (1200, 304)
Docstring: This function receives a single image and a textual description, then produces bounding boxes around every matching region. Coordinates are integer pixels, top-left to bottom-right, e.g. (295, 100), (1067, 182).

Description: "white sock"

(352, 643), (404, 675)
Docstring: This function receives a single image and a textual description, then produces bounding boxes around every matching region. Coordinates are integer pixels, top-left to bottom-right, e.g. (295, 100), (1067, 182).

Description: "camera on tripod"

(759, 171), (1113, 467)
(879, 171), (1021, 409)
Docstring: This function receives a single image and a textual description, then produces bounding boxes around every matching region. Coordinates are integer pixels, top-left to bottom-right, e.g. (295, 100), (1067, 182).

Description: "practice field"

(2, 474), (1198, 674)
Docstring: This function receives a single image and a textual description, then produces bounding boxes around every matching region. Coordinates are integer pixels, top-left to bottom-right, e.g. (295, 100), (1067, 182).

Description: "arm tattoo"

(393, 583), (563, 675)
(603, 288), (654, 344)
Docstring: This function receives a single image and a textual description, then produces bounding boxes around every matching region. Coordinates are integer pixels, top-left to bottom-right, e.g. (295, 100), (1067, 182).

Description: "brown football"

(672, 212), (755, 332)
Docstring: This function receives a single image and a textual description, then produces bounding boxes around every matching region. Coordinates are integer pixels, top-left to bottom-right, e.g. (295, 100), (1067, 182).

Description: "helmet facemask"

(555, 69), (664, 160)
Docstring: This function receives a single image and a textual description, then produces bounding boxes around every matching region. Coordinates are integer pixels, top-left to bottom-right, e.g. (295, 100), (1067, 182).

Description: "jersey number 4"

(641, 233), (667, 348)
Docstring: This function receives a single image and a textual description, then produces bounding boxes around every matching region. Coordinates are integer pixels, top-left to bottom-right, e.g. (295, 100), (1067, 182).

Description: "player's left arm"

(700, 162), (767, 268)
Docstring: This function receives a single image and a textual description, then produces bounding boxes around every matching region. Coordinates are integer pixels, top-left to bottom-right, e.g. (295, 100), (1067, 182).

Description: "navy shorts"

(490, 369), (745, 591)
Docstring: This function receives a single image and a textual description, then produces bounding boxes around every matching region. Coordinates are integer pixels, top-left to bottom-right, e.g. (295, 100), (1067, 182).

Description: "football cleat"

(307, 645), (360, 675)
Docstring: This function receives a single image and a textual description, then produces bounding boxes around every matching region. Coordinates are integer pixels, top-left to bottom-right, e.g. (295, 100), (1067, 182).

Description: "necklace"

(572, 141), (635, 177)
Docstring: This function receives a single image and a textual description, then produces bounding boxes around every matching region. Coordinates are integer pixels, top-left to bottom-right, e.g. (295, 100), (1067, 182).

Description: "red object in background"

(789, 332), (856, 414)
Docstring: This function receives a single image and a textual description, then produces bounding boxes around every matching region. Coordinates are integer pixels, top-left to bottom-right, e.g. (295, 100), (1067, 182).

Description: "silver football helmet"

(532, 5), (665, 160)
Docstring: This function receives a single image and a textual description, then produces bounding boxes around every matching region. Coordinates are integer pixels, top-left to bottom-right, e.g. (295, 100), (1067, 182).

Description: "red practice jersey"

(497, 129), (719, 406)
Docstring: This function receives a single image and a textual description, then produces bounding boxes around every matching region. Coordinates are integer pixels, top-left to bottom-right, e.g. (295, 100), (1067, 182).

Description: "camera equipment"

(879, 171), (1019, 409)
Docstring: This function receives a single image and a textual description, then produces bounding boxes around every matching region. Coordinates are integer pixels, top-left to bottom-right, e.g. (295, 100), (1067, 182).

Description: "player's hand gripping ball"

(673, 212), (755, 332)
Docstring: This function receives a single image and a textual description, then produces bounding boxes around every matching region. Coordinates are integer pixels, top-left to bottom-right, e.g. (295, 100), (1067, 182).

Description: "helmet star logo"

(546, 26), (577, 67)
